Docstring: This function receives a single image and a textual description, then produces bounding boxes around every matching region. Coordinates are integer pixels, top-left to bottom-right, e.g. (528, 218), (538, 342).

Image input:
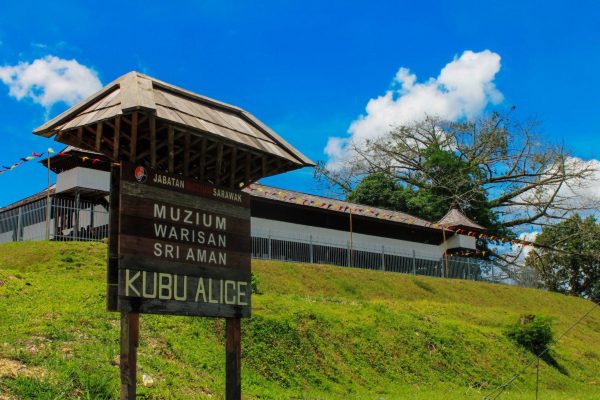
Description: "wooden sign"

(108, 163), (251, 318)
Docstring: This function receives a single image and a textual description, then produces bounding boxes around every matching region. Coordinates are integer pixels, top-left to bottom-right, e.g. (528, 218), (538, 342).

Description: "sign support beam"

(226, 317), (242, 400)
(120, 312), (139, 400)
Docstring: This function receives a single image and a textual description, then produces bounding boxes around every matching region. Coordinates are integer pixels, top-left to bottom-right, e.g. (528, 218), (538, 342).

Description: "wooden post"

(74, 190), (80, 240)
(149, 115), (156, 168)
(184, 132), (191, 177)
(45, 151), (51, 240)
(130, 112), (138, 162)
(168, 126), (175, 172)
(226, 318), (241, 400)
(120, 312), (140, 400)
(113, 115), (121, 160)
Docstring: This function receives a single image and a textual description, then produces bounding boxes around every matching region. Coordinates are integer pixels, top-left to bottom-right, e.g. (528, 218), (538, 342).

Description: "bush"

(251, 273), (262, 295)
(591, 282), (600, 304)
(506, 314), (554, 355)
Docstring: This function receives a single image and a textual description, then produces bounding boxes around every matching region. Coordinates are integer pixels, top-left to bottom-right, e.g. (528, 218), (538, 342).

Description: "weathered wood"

(226, 318), (242, 400)
(216, 142), (224, 186)
(121, 74), (156, 112)
(77, 126), (83, 146)
(184, 132), (191, 177)
(200, 138), (207, 182)
(95, 121), (103, 151)
(120, 312), (139, 400)
(168, 126), (175, 173)
(150, 115), (156, 168)
(107, 166), (120, 311)
(113, 115), (121, 160)
(244, 153), (251, 186)
(129, 112), (138, 162)
(117, 163), (252, 318)
(230, 148), (237, 189)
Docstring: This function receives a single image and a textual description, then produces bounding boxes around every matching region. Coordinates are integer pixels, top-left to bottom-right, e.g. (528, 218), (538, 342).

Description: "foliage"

(526, 214), (600, 298)
(318, 112), (597, 233)
(506, 315), (555, 355)
(251, 272), (262, 295)
(1, 242), (599, 399)
(345, 147), (501, 234)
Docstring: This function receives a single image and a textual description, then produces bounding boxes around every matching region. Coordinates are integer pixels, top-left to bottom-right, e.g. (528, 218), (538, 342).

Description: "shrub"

(251, 273), (262, 295)
(506, 314), (554, 355)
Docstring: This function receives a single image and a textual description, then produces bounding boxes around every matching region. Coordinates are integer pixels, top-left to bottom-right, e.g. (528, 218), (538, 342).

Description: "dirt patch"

(0, 357), (46, 379)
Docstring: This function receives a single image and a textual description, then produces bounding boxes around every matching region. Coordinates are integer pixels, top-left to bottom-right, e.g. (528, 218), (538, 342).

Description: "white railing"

(0, 197), (541, 288)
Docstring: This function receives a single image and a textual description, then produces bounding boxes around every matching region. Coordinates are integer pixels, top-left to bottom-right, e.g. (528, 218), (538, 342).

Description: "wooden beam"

(245, 153), (251, 185)
(77, 126), (83, 146)
(261, 156), (267, 177)
(129, 112), (138, 162)
(120, 312), (139, 400)
(229, 147), (237, 189)
(184, 132), (191, 177)
(216, 142), (223, 186)
(95, 121), (103, 152)
(168, 125), (175, 173)
(150, 115), (156, 168)
(226, 318), (242, 400)
(113, 115), (121, 161)
(200, 138), (207, 182)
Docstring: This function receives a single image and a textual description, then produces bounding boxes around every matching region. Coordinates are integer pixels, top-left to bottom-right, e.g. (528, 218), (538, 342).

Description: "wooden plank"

(129, 112), (138, 162)
(114, 115), (121, 160)
(150, 115), (156, 168)
(95, 121), (103, 151)
(120, 312), (139, 400)
(121, 73), (157, 112)
(230, 147), (237, 189)
(216, 142), (223, 186)
(184, 132), (191, 177)
(168, 126), (175, 173)
(226, 318), (242, 400)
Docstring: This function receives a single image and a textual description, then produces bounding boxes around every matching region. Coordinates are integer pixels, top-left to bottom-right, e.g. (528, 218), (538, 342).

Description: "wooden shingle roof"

(437, 208), (486, 231)
(33, 71), (313, 188)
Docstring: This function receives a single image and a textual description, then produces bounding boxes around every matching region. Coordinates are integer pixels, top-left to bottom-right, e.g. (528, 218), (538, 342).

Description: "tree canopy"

(318, 112), (597, 234)
(525, 214), (600, 300)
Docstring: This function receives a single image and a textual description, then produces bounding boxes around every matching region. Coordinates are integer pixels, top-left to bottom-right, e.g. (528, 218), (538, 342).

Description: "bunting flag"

(246, 184), (541, 251)
(0, 148), (121, 177)
(0, 151), (45, 175)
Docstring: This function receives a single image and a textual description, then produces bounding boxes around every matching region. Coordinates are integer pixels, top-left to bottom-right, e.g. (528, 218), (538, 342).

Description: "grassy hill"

(0, 241), (599, 399)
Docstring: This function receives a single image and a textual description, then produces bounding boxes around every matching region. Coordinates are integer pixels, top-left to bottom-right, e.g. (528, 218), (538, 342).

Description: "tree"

(525, 214), (600, 299)
(317, 112), (598, 233)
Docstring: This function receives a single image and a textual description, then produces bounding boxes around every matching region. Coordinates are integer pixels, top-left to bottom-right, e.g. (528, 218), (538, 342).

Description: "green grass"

(0, 241), (599, 399)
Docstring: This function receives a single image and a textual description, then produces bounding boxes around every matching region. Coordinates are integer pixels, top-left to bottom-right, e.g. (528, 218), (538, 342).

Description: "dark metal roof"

(244, 183), (440, 231)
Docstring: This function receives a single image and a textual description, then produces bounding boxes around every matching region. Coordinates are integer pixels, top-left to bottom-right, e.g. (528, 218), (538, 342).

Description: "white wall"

(445, 234), (477, 250)
(251, 217), (445, 260)
(56, 167), (110, 194)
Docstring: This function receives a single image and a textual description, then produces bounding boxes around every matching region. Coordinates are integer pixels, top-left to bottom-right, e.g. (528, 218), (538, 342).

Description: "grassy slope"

(0, 242), (598, 400)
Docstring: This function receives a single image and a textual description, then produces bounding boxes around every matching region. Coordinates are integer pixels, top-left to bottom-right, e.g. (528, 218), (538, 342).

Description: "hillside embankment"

(0, 242), (599, 399)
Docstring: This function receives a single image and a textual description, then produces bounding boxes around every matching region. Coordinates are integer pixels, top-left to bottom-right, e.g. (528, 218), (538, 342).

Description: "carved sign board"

(110, 163), (251, 318)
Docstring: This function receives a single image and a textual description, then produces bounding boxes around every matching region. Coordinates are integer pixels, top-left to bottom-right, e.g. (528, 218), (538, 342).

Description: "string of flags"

(0, 148), (120, 176)
(0, 151), (45, 174)
(51, 149), (121, 167)
(247, 185), (535, 252)
(1, 149), (535, 253)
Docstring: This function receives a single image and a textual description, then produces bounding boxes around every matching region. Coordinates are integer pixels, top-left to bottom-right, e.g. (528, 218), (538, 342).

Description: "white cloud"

(326, 50), (503, 168)
(0, 55), (102, 108)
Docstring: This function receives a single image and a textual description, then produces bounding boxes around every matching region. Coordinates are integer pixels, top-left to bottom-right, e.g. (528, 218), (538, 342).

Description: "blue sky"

(0, 0), (598, 207)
